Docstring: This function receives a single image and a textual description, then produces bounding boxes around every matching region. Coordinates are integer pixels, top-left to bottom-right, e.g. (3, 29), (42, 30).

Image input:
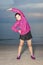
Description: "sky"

(0, 0), (43, 44)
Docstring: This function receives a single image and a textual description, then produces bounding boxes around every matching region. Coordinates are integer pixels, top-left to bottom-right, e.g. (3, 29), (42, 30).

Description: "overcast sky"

(0, 0), (43, 44)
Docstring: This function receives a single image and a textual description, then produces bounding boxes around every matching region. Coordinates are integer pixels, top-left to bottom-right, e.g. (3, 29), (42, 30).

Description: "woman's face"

(15, 14), (21, 21)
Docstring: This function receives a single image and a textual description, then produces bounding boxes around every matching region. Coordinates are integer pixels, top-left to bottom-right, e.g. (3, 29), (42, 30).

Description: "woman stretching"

(8, 8), (35, 60)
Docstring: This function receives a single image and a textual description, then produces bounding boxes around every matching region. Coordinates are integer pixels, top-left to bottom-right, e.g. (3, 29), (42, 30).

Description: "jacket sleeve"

(11, 8), (25, 18)
(11, 21), (19, 32)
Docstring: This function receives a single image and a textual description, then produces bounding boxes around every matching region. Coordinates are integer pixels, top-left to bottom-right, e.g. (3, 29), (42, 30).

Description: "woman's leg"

(27, 39), (33, 56)
(27, 39), (35, 59)
(17, 39), (24, 57)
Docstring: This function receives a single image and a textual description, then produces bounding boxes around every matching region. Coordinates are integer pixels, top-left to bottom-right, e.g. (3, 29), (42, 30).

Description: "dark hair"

(15, 13), (21, 17)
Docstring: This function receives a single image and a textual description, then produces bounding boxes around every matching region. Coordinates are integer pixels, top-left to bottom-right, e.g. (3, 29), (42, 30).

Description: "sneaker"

(17, 55), (21, 59)
(31, 55), (36, 60)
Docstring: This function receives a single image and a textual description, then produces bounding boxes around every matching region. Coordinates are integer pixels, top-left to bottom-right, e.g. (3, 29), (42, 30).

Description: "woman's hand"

(18, 30), (21, 34)
(7, 8), (12, 11)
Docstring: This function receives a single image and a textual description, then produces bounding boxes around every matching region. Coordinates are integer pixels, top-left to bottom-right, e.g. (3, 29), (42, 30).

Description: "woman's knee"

(28, 43), (32, 47)
(19, 42), (24, 47)
(27, 39), (32, 47)
(19, 39), (24, 46)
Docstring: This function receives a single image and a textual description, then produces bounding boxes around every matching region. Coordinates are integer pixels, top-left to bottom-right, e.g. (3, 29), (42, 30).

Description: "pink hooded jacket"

(11, 8), (31, 35)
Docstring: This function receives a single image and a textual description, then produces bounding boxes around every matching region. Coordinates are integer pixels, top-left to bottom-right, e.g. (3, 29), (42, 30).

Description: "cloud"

(18, 3), (43, 9)
(0, 0), (14, 9)
(28, 13), (43, 17)
(0, 0), (14, 5)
